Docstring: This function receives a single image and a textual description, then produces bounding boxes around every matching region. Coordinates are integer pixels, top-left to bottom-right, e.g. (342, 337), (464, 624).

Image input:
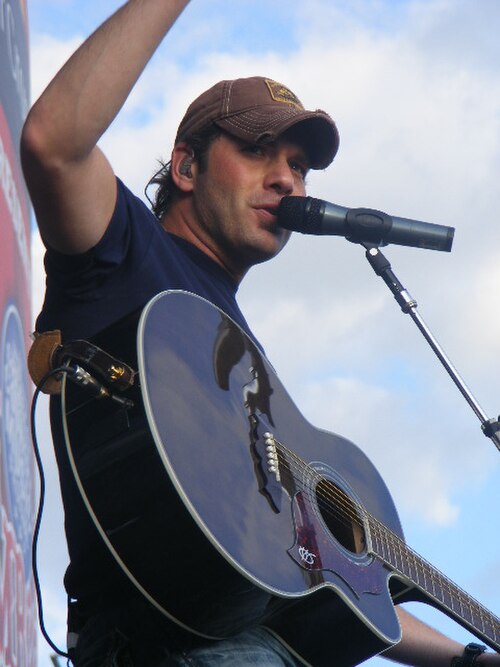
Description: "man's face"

(188, 133), (309, 280)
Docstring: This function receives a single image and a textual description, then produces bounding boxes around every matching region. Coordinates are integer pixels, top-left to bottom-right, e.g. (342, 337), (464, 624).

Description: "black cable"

(30, 365), (76, 660)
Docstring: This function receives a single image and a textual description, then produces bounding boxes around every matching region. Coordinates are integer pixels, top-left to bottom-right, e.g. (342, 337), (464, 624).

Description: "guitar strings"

(273, 439), (498, 636)
(271, 437), (476, 605)
(267, 435), (499, 640)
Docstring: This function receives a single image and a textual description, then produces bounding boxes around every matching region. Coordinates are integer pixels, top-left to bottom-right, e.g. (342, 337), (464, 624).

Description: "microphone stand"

(363, 243), (500, 453)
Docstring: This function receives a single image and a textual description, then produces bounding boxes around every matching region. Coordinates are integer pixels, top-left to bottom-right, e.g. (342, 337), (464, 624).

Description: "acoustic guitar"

(61, 290), (499, 666)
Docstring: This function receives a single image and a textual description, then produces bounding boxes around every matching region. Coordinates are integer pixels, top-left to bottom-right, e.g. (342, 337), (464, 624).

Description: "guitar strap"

(28, 330), (136, 395)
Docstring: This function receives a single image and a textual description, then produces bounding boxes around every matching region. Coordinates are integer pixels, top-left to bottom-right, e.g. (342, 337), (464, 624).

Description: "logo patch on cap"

(265, 79), (304, 110)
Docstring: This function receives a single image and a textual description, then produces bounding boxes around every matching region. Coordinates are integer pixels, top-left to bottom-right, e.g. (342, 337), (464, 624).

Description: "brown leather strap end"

(27, 330), (63, 394)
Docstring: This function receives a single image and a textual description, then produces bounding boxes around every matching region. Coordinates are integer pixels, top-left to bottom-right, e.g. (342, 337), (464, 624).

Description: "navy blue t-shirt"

(38, 179), (259, 601)
(37, 178), (253, 341)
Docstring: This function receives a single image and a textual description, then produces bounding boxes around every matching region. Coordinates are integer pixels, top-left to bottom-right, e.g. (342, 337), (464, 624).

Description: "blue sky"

(27, 0), (412, 54)
(26, 1), (500, 665)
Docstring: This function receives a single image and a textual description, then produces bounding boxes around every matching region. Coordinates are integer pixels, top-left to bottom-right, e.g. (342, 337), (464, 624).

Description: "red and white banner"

(0, 1), (37, 665)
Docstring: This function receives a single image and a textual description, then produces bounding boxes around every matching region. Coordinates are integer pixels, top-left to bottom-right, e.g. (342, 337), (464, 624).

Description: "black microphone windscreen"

(278, 197), (324, 233)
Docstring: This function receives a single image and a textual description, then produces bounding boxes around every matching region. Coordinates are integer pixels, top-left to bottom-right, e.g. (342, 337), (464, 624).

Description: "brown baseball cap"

(175, 76), (340, 169)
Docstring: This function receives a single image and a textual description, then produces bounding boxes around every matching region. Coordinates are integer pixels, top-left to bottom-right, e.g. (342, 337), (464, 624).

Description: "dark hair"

(146, 125), (222, 220)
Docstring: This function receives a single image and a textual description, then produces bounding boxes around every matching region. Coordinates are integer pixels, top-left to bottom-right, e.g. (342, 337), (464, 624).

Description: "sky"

(25, 0), (500, 665)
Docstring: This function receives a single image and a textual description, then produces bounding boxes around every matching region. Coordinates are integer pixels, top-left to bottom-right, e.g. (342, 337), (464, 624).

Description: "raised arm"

(21, 0), (190, 254)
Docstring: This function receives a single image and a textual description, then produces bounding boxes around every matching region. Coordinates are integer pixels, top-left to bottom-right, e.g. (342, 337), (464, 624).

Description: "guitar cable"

(30, 364), (75, 661)
(30, 359), (134, 662)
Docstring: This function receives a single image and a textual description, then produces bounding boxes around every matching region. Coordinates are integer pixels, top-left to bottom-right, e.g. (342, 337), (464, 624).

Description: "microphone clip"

(345, 208), (392, 247)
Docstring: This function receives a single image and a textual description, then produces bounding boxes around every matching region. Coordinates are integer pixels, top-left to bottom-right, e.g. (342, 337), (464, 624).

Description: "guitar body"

(62, 291), (408, 666)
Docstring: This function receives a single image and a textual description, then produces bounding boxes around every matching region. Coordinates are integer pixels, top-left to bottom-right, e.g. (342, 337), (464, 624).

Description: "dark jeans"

(69, 597), (299, 667)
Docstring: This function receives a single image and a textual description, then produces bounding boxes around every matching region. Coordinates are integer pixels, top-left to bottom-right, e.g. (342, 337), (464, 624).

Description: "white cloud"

(29, 33), (84, 103)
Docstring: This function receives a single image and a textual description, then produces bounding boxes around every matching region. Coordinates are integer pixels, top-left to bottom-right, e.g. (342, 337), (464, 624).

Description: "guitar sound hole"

(316, 479), (366, 555)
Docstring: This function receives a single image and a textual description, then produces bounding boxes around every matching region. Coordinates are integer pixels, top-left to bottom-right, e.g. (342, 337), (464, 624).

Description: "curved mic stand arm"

(363, 243), (500, 453)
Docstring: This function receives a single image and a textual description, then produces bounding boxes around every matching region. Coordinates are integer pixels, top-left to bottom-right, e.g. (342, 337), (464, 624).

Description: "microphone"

(277, 196), (454, 252)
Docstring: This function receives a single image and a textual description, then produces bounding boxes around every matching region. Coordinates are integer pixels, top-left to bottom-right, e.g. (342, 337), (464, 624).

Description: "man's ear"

(171, 143), (196, 192)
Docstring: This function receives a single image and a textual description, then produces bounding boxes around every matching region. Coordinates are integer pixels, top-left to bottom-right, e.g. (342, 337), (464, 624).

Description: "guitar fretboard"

(368, 516), (499, 650)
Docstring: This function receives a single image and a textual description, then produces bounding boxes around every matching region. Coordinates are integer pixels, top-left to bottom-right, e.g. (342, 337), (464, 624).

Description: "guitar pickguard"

(288, 488), (384, 599)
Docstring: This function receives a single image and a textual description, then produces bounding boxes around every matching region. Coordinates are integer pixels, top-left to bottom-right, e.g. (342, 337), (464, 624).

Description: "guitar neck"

(369, 517), (500, 651)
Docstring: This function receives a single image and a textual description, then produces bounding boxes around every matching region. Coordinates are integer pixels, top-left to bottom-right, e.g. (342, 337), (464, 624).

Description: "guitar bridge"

(264, 432), (281, 483)
(251, 417), (283, 513)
